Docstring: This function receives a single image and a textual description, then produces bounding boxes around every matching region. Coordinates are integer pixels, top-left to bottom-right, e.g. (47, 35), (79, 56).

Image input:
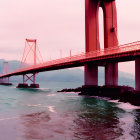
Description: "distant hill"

(0, 59), (135, 87)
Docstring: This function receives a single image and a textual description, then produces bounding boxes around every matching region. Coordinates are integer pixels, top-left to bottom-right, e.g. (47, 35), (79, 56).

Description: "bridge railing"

(34, 41), (140, 68)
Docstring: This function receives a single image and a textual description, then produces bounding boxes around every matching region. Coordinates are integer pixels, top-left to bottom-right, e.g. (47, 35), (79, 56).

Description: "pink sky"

(0, 0), (140, 74)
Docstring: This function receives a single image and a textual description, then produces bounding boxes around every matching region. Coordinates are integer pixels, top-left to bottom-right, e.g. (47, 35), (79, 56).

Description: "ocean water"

(0, 82), (140, 140)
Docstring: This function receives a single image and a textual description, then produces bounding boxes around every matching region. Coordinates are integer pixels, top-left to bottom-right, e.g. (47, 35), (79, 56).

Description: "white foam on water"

(117, 102), (140, 111)
(48, 106), (56, 113)
(47, 94), (56, 97)
(39, 88), (50, 91)
(67, 96), (79, 98)
(118, 114), (135, 140)
(111, 101), (140, 140)
(108, 99), (140, 111)
(10, 87), (17, 89)
(0, 117), (18, 121)
(26, 104), (56, 113)
(108, 100), (119, 103)
(107, 101), (138, 140)
(27, 104), (41, 107)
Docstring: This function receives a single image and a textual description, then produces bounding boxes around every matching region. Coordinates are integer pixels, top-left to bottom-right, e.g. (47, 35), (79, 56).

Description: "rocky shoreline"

(58, 85), (140, 106)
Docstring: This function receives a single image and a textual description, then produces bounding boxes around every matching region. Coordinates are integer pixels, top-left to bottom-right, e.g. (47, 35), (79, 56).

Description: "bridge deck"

(0, 41), (140, 78)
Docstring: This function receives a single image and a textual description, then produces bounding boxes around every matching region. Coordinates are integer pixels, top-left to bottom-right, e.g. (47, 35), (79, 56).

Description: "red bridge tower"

(0, 62), (12, 85)
(17, 39), (42, 88)
(85, 0), (118, 86)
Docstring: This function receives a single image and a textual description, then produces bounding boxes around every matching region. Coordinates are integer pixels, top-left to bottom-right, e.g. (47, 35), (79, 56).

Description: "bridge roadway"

(0, 41), (140, 78)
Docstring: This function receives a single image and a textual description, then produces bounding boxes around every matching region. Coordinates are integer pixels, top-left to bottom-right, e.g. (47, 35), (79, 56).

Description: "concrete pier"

(105, 63), (118, 86)
(17, 83), (29, 88)
(85, 63), (98, 86)
(17, 83), (39, 88)
(30, 84), (39, 88)
(0, 83), (12, 86)
(135, 58), (140, 91)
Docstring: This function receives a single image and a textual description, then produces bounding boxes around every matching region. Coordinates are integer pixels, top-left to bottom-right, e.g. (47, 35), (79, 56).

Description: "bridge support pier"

(17, 75), (29, 88)
(0, 77), (12, 86)
(17, 73), (39, 88)
(85, 63), (98, 86)
(30, 73), (39, 88)
(135, 58), (140, 91)
(105, 63), (118, 86)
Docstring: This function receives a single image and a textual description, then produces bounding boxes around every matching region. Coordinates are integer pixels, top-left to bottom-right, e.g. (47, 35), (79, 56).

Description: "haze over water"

(0, 82), (140, 140)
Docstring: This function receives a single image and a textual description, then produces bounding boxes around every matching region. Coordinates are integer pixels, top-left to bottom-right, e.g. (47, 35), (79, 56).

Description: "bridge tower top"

(25, 38), (37, 65)
(85, 0), (118, 52)
(20, 39), (43, 68)
(2, 62), (10, 75)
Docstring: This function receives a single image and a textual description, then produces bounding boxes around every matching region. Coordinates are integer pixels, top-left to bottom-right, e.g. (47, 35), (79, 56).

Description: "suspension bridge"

(0, 39), (140, 89)
(0, 0), (140, 91)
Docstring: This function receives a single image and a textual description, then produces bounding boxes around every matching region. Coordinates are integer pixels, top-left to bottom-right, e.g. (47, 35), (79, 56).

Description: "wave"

(109, 100), (140, 111)
(26, 104), (56, 113)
